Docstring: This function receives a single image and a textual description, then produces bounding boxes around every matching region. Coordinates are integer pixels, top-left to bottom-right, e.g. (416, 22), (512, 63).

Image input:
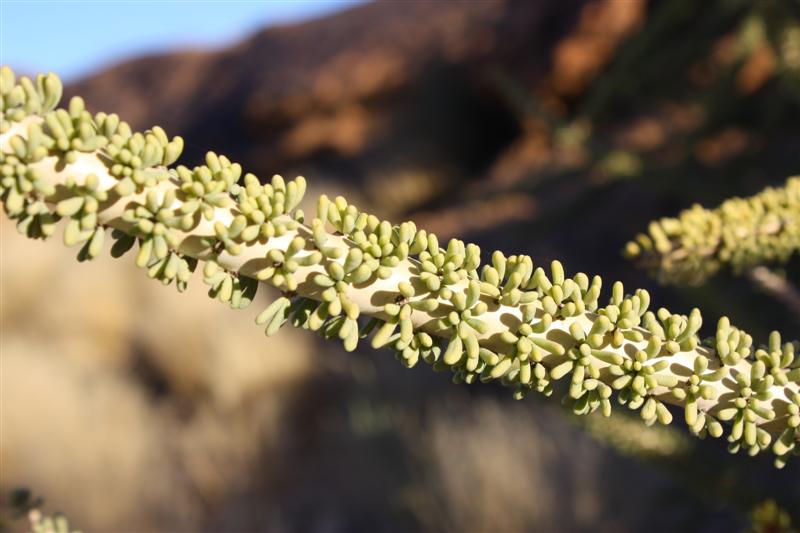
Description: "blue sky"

(0, 0), (365, 82)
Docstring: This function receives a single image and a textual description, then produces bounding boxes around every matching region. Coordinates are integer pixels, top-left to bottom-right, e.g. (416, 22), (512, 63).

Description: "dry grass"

(1, 219), (315, 530)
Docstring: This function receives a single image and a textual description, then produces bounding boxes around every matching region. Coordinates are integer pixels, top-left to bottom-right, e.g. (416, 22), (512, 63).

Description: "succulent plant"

(625, 177), (800, 286)
(2, 67), (799, 468)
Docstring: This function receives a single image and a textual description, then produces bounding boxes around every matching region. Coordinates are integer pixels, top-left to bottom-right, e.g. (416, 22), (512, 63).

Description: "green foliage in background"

(747, 499), (797, 533)
(0, 489), (80, 533)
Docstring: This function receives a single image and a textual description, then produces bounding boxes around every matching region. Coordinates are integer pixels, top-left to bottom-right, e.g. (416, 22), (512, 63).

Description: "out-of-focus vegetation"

(748, 500), (797, 533)
(3, 0), (800, 531)
(1, 490), (80, 533)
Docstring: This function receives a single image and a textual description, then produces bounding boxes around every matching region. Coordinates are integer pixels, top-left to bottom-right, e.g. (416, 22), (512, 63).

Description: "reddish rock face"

(65, 1), (591, 217)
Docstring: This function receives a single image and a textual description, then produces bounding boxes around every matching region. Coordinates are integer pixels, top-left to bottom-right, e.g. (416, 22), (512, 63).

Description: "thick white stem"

(3, 117), (798, 438)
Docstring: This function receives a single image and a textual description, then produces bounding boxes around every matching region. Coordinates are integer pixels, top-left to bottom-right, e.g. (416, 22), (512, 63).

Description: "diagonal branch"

(2, 67), (798, 467)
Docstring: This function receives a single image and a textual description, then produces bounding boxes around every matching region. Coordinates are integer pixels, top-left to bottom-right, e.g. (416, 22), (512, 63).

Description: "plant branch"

(625, 177), (800, 286)
(2, 67), (799, 467)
